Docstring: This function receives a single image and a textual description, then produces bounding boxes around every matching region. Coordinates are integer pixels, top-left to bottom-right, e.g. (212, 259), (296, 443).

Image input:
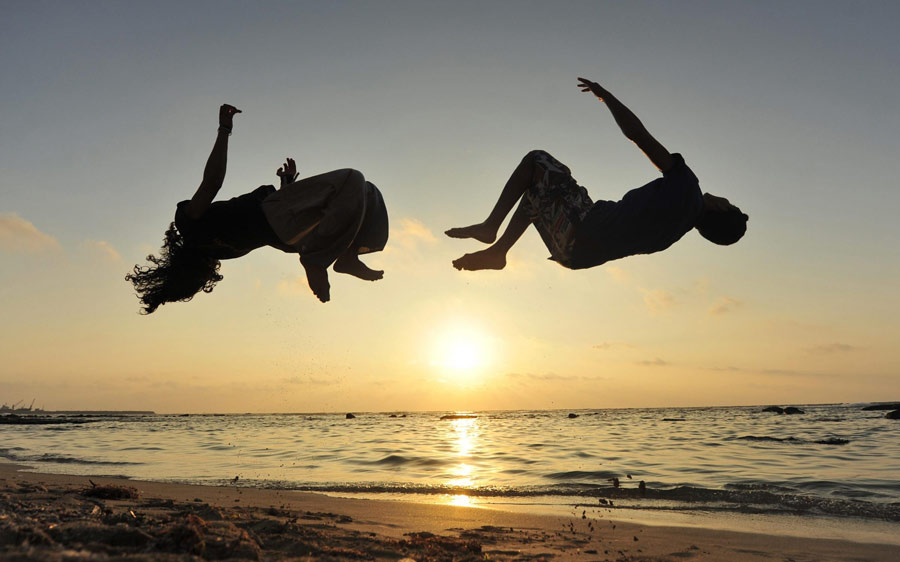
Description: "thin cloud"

(636, 358), (669, 367)
(807, 343), (858, 355)
(505, 372), (606, 382)
(0, 213), (60, 253)
(83, 239), (122, 262)
(390, 217), (437, 250)
(592, 341), (636, 351)
(709, 296), (743, 315)
(641, 289), (675, 313)
(282, 375), (332, 386)
(704, 365), (834, 378)
(605, 265), (630, 283)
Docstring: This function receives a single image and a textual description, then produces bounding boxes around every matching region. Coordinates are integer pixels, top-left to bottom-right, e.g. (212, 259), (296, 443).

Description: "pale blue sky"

(1, 1), (898, 412)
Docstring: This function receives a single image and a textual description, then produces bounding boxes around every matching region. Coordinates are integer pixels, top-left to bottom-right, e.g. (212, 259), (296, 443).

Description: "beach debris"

(81, 482), (139, 500)
(345, 413), (356, 419)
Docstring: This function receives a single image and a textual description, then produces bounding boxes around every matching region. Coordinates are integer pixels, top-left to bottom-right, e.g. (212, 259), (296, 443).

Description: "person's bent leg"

(452, 199), (532, 271)
(445, 150), (544, 244)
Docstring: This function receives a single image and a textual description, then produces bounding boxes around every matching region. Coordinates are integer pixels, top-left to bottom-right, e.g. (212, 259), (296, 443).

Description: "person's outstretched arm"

(186, 104), (242, 219)
(577, 78), (674, 173)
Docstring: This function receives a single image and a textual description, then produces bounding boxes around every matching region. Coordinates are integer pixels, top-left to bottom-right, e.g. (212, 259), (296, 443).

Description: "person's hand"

(276, 157), (299, 185)
(218, 104), (242, 131)
(577, 77), (607, 101)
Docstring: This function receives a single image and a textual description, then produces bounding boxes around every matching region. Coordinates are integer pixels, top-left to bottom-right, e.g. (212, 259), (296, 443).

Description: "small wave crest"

(361, 454), (445, 468)
(544, 470), (619, 481)
(733, 435), (850, 445)
(0, 448), (142, 466)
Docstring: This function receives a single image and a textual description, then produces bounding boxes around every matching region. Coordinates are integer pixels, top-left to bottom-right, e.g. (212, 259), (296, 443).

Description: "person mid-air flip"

(127, 104), (388, 313)
(447, 78), (747, 271)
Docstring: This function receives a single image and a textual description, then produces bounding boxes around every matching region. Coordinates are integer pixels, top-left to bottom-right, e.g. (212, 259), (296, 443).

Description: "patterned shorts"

(519, 150), (593, 266)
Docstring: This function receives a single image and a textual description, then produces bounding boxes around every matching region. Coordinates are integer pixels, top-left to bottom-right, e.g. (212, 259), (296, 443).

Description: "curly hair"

(125, 222), (223, 314)
(696, 207), (748, 246)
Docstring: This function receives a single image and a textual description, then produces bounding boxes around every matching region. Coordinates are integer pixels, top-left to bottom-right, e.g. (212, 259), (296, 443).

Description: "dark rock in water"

(439, 414), (477, 420)
(886, 409), (900, 420)
(389, 414), (397, 418)
(862, 403), (900, 411)
(345, 413), (356, 419)
(761, 406), (783, 414)
(0, 414), (92, 425)
(784, 407), (805, 415)
(568, 413), (579, 419)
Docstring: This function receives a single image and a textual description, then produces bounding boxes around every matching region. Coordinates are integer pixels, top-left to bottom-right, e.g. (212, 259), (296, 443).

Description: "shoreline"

(2, 462), (897, 561)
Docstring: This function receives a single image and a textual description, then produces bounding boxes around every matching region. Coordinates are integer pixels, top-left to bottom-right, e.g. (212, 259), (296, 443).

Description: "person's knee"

(335, 168), (365, 187)
(523, 149), (550, 164)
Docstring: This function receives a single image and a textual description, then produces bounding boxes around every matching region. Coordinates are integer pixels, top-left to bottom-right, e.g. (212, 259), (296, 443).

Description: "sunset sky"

(2, 1), (898, 413)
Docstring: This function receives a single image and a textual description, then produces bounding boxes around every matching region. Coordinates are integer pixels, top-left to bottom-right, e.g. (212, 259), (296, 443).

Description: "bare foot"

(445, 223), (497, 244)
(334, 255), (384, 281)
(452, 248), (507, 271)
(303, 264), (331, 302)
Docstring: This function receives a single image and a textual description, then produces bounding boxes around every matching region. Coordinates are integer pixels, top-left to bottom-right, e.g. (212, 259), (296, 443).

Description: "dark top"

(175, 181), (388, 268)
(568, 153), (704, 270)
(174, 185), (287, 259)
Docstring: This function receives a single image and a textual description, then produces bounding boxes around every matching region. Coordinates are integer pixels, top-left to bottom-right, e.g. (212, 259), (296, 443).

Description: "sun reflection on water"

(441, 416), (482, 507)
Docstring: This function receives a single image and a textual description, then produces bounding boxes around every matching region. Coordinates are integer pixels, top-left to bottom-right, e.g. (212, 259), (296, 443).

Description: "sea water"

(2, 404), (899, 543)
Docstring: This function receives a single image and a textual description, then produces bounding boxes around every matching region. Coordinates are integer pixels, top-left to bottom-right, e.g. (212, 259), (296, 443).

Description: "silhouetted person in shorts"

(127, 105), (388, 312)
(447, 78), (747, 271)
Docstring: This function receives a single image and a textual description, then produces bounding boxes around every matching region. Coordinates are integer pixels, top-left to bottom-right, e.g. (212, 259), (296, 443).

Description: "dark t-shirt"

(174, 185), (286, 259)
(568, 153), (704, 269)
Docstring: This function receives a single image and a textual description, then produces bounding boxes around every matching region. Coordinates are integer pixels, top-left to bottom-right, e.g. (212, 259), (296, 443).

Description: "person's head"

(125, 222), (223, 314)
(696, 193), (748, 246)
(353, 181), (389, 255)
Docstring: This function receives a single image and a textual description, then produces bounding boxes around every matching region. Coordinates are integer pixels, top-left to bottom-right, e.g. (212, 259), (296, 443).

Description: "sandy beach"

(1, 462), (896, 561)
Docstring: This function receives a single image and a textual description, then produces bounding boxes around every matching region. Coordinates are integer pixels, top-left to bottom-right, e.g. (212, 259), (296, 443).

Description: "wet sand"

(1, 462), (896, 561)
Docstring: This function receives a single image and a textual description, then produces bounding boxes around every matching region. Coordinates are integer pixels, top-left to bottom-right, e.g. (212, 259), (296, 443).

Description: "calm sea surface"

(3, 404), (899, 539)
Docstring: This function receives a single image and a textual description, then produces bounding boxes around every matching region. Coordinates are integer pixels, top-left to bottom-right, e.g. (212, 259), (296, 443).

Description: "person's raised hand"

(577, 77), (607, 101)
(276, 157), (299, 185)
(219, 104), (242, 131)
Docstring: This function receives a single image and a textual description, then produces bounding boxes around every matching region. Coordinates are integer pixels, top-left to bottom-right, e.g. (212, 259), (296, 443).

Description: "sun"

(431, 323), (492, 373)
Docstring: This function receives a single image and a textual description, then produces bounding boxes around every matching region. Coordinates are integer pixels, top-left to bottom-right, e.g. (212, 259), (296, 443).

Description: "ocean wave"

(733, 435), (850, 445)
(544, 470), (619, 481)
(361, 454), (445, 467)
(33, 454), (143, 466)
(0, 448), (142, 466)
(269, 482), (900, 522)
